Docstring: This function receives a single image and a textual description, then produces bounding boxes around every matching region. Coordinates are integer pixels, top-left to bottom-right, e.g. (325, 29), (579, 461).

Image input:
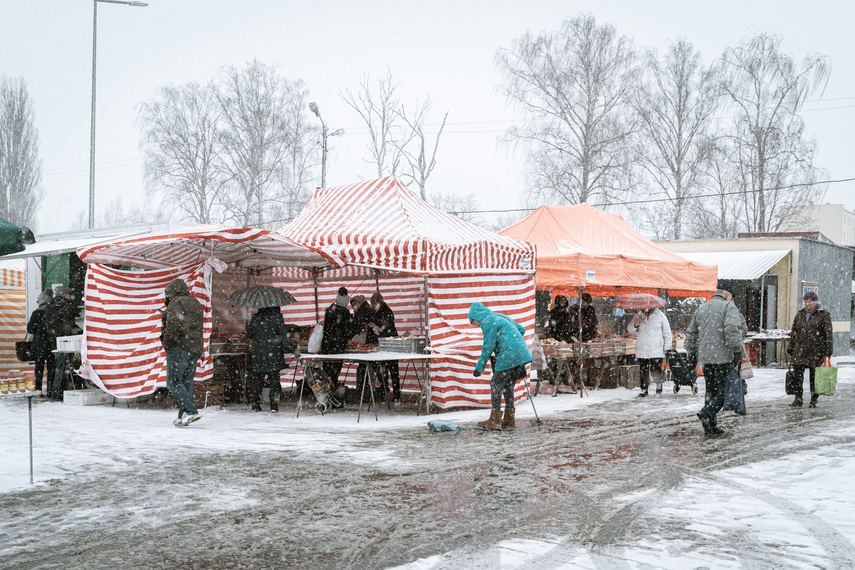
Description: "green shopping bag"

(814, 357), (837, 396)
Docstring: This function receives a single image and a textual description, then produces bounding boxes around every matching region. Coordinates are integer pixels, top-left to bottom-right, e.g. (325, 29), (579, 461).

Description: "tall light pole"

(89, 0), (148, 229)
(308, 102), (344, 189)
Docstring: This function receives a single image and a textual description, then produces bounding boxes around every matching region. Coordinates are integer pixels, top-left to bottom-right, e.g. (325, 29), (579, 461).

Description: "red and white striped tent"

(278, 176), (537, 409)
(77, 226), (333, 399)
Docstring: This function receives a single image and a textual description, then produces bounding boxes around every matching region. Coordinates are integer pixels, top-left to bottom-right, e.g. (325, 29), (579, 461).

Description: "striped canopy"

(77, 225), (333, 270)
(278, 177), (536, 275)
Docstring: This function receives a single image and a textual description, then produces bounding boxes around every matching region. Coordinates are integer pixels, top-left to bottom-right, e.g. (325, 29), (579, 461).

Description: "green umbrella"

(0, 217), (35, 256)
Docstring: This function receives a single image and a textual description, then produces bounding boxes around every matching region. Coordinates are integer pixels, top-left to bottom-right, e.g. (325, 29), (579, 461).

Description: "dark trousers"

(638, 358), (664, 391)
(323, 361), (343, 389)
(34, 350), (55, 392)
(790, 365), (816, 397)
(252, 371), (281, 406)
(166, 345), (200, 418)
(700, 363), (730, 427)
(51, 353), (69, 401)
(378, 361), (400, 397)
(490, 364), (526, 411)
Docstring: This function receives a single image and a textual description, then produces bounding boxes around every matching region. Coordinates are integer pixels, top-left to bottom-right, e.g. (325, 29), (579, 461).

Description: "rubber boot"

(501, 407), (516, 429)
(477, 409), (503, 430)
(790, 395), (803, 407)
(808, 394), (819, 408)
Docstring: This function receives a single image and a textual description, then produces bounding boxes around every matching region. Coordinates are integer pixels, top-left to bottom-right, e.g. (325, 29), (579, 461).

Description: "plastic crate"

(63, 389), (114, 406)
(378, 336), (427, 354)
(56, 335), (83, 352)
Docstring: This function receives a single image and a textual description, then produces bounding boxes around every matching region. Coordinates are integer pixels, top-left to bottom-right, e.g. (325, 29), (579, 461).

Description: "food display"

(541, 335), (635, 359)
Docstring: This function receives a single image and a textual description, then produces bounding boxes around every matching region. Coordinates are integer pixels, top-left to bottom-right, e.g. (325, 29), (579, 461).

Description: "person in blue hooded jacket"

(468, 302), (532, 430)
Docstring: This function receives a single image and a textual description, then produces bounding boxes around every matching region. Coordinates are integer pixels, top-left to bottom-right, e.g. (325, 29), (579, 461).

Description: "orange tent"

(499, 204), (717, 297)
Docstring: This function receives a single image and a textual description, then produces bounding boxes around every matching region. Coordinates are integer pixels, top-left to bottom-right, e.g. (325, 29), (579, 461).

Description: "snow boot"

(477, 409), (503, 430)
(790, 395), (803, 407)
(637, 391), (648, 398)
(501, 407), (516, 429)
(808, 394), (819, 408)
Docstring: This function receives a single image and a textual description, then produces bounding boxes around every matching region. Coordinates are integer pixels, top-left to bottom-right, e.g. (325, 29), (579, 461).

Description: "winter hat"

(55, 285), (73, 297)
(803, 291), (818, 301)
(716, 281), (734, 295)
(335, 287), (349, 307)
(350, 294), (366, 307)
(581, 292), (593, 303)
(37, 289), (53, 304)
(370, 292), (384, 305)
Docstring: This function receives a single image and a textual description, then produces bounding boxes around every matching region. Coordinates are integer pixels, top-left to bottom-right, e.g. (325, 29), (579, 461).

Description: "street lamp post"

(89, 0), (148, 230)
(308, 102), (344, 189)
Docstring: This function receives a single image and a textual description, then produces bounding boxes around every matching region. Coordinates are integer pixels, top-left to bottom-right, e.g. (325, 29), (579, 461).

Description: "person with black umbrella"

(246, 305), (301, 413)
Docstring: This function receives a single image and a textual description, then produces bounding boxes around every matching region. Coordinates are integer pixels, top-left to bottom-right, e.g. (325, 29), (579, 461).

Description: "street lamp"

(308, 102), (344, 189)
(89, 0), (148, 230)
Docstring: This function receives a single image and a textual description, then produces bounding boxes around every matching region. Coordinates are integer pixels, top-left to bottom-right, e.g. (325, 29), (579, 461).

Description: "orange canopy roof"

(499, 204), (717, 297)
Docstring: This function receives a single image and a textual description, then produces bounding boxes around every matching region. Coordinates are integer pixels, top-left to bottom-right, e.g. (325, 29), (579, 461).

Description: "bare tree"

(0, 75), (43, 228)
(395, 98), (447, 200)
(495, 14), (638, 206)
(632, 38), (719, 239)
(138, 81), (226, 224)
(340, 69), (402, 178)
(217, 60), (313, 228)
(426, 190), (482, 225)
(688, 140), (743, 238)
(715, 33), (830, 232)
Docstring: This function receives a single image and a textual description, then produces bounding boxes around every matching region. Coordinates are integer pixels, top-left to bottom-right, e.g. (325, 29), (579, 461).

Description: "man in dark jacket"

(247, 305), (301, 413)
(546, 294), (572, 342)
(787, 291), (834, 408)
(43, 286), (81, 401)
(320, 287), (358, 388)
(568, 293), (598, 342)
(369, 292), (401, 401)
(351, 295), (378, 397)
(161, 278), (204, 427)
(27, 289), (54, 393)
(686, 281), (743, 436)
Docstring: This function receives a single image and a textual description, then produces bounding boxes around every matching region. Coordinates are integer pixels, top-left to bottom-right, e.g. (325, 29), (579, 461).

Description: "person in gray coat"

(686, 281), (743, 436)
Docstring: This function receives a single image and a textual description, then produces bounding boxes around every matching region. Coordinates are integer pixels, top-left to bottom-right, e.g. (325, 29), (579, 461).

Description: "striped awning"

(677, 250), (791, 281)
(77, 225), (333, 270)
(278, 177), (536, 275)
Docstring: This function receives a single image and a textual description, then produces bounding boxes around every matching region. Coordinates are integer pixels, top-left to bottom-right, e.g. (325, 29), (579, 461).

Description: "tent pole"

(423, 276), (431, 414)
(374, 268), (380, 294)
(313, 268), (320, 323)
(577, 285), (584, 397)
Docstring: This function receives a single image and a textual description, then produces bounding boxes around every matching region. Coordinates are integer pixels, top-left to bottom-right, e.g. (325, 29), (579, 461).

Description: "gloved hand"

(473, 369), (482, 378)
(732, 351), (742, 369)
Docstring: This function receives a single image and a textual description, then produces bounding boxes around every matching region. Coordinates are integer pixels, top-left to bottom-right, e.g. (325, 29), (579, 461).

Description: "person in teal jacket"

(468, 302), (532, 430)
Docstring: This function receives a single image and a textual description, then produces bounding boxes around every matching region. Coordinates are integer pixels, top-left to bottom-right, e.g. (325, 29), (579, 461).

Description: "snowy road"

(1, 365), (854, 569)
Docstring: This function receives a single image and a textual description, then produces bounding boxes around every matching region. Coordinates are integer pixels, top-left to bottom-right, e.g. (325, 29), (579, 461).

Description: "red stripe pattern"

(77, 225), (331, 270)
(80, 263), (213, 398)
(279, 177), (536, 275)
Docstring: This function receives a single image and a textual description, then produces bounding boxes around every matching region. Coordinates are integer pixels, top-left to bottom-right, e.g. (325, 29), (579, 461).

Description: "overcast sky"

(3, 0), (853, 234)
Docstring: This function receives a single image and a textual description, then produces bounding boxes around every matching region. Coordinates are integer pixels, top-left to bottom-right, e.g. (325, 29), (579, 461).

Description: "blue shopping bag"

(722, 370), (747, 415)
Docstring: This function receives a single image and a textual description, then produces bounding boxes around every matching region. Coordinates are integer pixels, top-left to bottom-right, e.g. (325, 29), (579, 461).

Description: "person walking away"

(27, 289), (54, 393)
(627, 305), (672, 397)
(161, 279), (204, 427)
(247, 305), (301, 413)
(43, 286), (81, 401)
(369, 292), (402, 401)
(568, 292), (598, 342)
(686, 281), (743, 436)
(787, 291), (833, 408)
(320, 287), (358, 389)
(468, 302), (532, 430)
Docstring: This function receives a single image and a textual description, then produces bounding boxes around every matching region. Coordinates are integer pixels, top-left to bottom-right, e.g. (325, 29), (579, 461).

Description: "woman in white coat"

(627, 307), (672, 397)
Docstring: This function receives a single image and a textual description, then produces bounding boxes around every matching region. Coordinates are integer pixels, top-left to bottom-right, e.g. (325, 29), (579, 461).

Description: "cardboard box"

(63, 389), (114, 406)
(619, 365), (640, 389)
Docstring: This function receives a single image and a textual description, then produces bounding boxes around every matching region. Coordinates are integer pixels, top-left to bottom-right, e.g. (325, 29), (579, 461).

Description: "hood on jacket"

(468, 302), (492, 323)
(553, 295), (568, 309)
(165, 278), (191, 303)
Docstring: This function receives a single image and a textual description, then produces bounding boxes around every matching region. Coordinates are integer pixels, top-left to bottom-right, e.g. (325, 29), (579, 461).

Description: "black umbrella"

(226, 285), (297, 308)
(0, 217), (35, 256)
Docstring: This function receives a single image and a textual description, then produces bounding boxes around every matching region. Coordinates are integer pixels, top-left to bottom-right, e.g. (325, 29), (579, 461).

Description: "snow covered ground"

(2, 360), (854, 568)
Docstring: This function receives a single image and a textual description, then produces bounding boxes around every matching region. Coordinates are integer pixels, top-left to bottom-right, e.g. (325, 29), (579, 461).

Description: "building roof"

(676, 250), (791, 281)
